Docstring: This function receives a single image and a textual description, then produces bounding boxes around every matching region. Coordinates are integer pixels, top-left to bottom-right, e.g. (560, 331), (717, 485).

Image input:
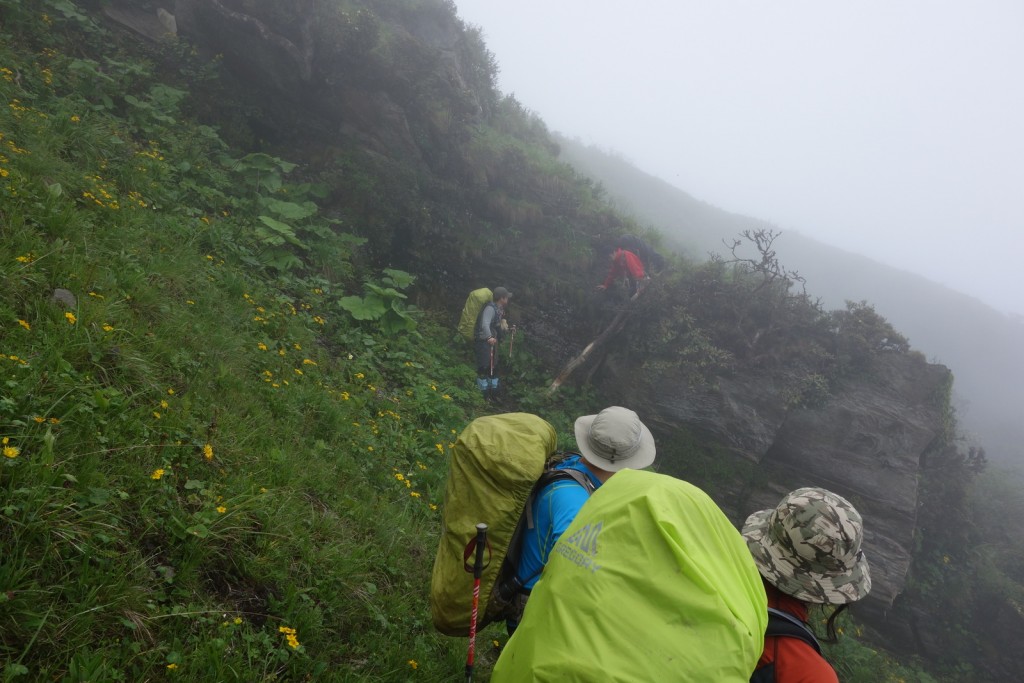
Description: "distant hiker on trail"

(474, 286), (513, 400)
(491, 468), (767, 682)
(743, 488), (872, 683)
(596, 246), (647, 296)
(505, 406), (656, 633)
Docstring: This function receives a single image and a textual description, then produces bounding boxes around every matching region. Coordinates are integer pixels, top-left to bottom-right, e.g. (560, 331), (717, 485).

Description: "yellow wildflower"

(48, 417), (59, 424)
(102, 324), (114, 332)
(33, 416), (45, 423)
(70, 115), (80, 122)
(408, 660), (418, 670)
(302, 358), (316, 365)
(152, 411), (161, 419)
(410, 491), (421, 498)
(294, 368), (303, 376)
(64, 311), (76, 325)
(278, 348), (286, 356)
(3, 444), (20, 458)
(257, 342), (267, 351)
(429, 504), (438, 511)
(18, 319), (30, 330)
(167, 388), (175, 395)
(203, 444), (213, 460)
(151, 468), (165, 480)
(216, 506), (227, 514)
(160, 400), (169, 409)
(233, 617), (242, 625)
(166, 663), (177, 670)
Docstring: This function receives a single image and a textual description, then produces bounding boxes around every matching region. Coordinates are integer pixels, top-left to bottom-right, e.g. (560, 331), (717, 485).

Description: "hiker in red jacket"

(743, 488), (872, 683)
(597, 247), (647, 295)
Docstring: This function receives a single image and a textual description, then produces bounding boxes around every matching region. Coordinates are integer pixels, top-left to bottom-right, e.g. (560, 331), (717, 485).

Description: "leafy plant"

(338, 269), (419, 335)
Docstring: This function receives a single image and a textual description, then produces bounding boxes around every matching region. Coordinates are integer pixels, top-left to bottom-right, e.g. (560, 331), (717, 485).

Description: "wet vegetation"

(0, 1), (1019, 681)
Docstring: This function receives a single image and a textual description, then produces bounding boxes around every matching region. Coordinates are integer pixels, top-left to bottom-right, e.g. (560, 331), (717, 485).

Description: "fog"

(454, 0), (1024, 316)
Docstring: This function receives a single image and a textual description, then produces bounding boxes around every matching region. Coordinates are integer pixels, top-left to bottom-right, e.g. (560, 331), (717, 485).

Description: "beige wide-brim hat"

(574, 406), (656, 473)
(742, 487), (872, 605)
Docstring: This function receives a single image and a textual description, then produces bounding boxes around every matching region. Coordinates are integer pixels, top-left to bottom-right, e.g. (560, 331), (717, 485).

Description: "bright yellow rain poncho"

(492, 469), (768, 682)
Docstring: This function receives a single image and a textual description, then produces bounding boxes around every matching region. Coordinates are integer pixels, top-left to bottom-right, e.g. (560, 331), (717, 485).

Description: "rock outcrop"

(606, 351), (951, 620)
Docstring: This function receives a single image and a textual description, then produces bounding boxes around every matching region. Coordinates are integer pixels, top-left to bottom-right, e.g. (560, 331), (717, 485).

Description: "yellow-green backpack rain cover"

(492, 469), (768, 682)
(430, 413), (556, 636)
(457, 287), (492, 341)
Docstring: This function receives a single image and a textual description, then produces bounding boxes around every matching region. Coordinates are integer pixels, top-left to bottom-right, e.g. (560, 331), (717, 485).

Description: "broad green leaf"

(261, 197), (317, 220)
(257, 216), (307, 248)
(382, 268), (415, 289)
(339, 296), (385, 321)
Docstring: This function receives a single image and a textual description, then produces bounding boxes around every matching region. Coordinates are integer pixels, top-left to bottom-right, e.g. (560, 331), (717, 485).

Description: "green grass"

(0, 9), (495, 678)
(0, 2), (983, 681)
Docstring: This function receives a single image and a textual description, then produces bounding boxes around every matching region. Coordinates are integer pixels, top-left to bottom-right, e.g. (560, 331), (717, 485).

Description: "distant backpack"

(616, 234), (665, 273)
(429, 413), (594, 635)
(457, 288), (492, 341)
(749, 608), (822, 683)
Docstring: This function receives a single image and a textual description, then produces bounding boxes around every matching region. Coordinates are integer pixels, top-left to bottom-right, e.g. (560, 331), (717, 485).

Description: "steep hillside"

(1, 1), (1014, 681)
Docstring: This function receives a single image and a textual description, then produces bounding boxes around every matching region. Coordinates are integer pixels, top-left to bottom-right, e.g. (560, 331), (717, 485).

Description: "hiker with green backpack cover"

(459, 286), (513, 401)
(491, 469), (769, 682)
(504, 406), (656, 633)
(429, 407), (657, 638)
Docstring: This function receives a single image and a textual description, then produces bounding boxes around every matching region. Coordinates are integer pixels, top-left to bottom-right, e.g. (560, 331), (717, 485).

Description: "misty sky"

(453, 1), (1024, 316)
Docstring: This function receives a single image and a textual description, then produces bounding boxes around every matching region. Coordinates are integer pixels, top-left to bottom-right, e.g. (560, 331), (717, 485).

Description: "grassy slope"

(0, 2), (966, 682)
(0, 4), (529, 680)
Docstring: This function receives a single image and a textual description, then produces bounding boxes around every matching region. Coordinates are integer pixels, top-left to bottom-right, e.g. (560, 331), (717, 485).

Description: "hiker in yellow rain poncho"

(492, 469), (768, 683)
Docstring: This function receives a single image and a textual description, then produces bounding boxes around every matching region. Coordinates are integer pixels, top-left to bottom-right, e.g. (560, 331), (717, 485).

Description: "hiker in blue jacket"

(474, 286), (512, 401)
(507, 406), (657, 632)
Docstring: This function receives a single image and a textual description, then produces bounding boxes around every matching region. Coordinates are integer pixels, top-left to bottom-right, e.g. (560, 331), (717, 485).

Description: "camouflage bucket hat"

(742, 487), (871, 605)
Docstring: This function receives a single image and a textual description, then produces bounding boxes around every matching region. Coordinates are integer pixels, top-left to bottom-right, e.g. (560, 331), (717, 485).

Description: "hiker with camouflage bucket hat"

(743, 487), (872, 683)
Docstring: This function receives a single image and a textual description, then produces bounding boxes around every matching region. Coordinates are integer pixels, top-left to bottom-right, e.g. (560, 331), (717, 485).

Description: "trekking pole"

(465, 523), (489, 683)
(489, 345), (495, 379)
(508, 327), (515, 359)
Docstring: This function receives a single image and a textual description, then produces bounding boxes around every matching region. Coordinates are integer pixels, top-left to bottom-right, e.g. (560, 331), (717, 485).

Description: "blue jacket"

(516, 454), (602, 591)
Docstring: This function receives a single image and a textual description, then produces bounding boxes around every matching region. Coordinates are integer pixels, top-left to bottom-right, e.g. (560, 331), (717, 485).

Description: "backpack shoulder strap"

(525, 464), (596, 530)
(765, 607), (822, 654)
(496, 458), (597, 601)
(749, 609), (822, 683)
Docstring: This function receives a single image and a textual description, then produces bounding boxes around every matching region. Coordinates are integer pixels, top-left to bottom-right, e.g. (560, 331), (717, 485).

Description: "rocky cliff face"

(605, 351), (952, 621)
